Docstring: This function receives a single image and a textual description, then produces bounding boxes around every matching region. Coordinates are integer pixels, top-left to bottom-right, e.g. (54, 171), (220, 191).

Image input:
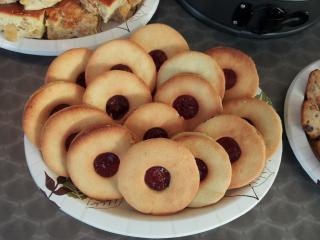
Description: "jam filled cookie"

(195, 115), (266, 189)
(223, 98), (282, 159)
(130, 23), (189, 71)
(83, 70), (152, 123)
(173, 132), (231, 207)
(118, 138), (199, 215)
(67, 125), (135, 200)
(85, 39), (156, 90)
(157, 51), (225, 98)
(206, 47), (259, 100)
(45, 48), (92, 88)
(23, 81), (84, 147)
(41, 105), (114, 176)
(154, 73), (222, 130)
(124, 102), (185, 141)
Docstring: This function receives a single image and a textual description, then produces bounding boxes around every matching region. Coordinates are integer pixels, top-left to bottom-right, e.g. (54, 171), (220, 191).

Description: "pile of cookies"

(301, 69), (320, 159)
(23, 23), (282, 215)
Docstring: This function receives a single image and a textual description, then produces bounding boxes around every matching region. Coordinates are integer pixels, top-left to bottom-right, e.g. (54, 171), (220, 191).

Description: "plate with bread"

(285, 60), (320, 185)
(0, 0), (159, 55)
(23, 23), (283, 238)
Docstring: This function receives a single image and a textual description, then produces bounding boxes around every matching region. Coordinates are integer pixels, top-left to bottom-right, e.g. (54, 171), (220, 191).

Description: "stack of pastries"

(0, 0), (142, 41)
(23, 23), (282, 215)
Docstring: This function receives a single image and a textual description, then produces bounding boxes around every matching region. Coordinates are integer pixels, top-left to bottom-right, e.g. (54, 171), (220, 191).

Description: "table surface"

(1, 0), (320, 239)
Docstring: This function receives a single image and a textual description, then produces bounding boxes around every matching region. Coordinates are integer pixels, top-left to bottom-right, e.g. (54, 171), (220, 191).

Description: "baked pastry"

(157, 51), (225, 98)
(23, 81), (84, 148)
(45, 48), (92, 88)
(20, 0), (62, 10)
(173, 132), (232, 208)
(124, 102), (185, 141)
(112, 0), (142, 22)
(195, 114), (266, 189)
(130, 23), (189, 71)
(154, 73), (222, 130)
(223, 98), (282, 159)
(67, 125), (135, 200)
(301, 100), (320, 139)
(83, 70), (152, 123)
(0, 3), (45, 41)
(306, 69), (320, 104)
(85, 39), (156, 90)
(117, 138), (199, 215)
(80, 0), (126, 23)
(41, 105), (114, 176)
(46, 0), (99, 40)
(206, 47), (259, 100)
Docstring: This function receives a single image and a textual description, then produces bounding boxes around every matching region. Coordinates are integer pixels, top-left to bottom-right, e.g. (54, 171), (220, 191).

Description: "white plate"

(24, 96), (282, 238)
(0, 0), (159, 56)
(284, 59), (320, 185)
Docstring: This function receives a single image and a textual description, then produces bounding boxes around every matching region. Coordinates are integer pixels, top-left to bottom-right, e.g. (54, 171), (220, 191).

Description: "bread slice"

(80, 0), (126, 23)
(301, 99), (320, 139)
(20, 0), (62, 10)
(112, 0), (142, 22)
(0, 3), (45, 41)
(46, 0), (99, 40)
(306, 69), (320, 104)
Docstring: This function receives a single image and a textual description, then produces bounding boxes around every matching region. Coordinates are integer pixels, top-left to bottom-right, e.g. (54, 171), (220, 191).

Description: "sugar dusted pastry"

(80, 0), (126, 23)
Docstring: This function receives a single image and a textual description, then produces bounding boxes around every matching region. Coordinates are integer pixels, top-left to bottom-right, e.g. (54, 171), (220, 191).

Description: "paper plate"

(0, 0), (159, 56)
(24, 91), (282, 238)
(284, 59), (320, 185)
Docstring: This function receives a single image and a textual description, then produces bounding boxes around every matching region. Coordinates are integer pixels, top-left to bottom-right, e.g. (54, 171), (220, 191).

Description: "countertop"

(0, 0), (320, 239)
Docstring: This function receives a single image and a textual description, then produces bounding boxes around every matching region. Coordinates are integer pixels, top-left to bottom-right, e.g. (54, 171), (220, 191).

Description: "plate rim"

(0, 0), (159, 56)
(24, 131), (282, 237)
(284, 59), (320, 184)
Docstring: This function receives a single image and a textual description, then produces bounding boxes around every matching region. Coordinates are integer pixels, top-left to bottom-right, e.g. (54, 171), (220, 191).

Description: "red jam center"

(173, 95), (199, 120)
(65, 132), (78, 151)
(76, 72), (86, 88)
(143, 127), (168, 140)
(195, 158), (208, 181)
(111, 64), (133, 73)
(50, 104), (70, 116)
(223, 69), (237, 90)
(106, 95), (130, 120)
(217, 137), (241, 163)
(93, 152), (120, 178)
(144, 166), (170, 191)
(149, 49), (168, 71)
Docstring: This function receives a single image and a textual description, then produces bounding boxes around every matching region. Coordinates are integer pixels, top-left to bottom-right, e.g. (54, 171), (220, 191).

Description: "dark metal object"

(178, 0), (320, 38)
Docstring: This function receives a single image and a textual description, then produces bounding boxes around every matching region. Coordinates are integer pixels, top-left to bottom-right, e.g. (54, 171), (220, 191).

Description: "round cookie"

(85, 39), (156, 90)
(67, 125), (135, 200)
(41, 105), (114, 176)
(154, 73), (222, 130)
(118, 138), (199, 215)
(45, 48), (92, 88)
(206, 47), (259, 100)
(23, 81), (84, 148)
(223, 97), (282, 159)
(130, 23), (189, 71)
(195, 114), (266, 189)
(124, 102), (186, 141)
(173, 132), (232, 208)
(83, 70), (152, 123)
(157, 51), (225, 98)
